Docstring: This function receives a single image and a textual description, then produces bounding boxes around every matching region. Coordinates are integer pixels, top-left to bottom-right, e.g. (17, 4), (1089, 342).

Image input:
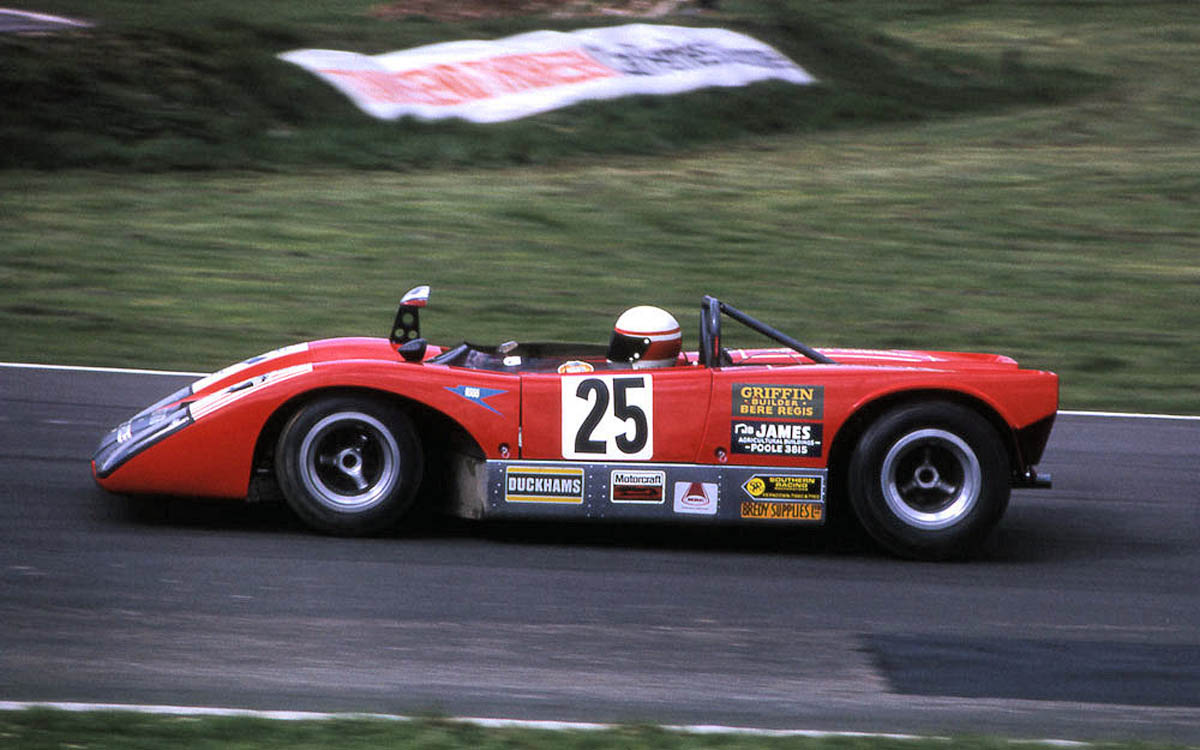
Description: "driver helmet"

(608, 306), (681, 369)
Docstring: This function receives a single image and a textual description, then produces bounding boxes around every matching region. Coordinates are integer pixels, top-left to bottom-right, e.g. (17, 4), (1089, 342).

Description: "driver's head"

(607, 306), (681, 369)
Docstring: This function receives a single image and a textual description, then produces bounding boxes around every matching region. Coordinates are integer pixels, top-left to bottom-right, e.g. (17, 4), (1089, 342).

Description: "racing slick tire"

(848, 401), (1009, 560)
(275, 395), (423, 536)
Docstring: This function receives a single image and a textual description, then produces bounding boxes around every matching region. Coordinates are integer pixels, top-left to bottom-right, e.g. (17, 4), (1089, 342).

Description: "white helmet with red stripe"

(608, 306), (682, 369)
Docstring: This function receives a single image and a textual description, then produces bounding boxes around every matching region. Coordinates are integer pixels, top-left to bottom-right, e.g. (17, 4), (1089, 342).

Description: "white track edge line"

(2, 362), (1198, 421)
(0, 701), (1094, 745)
(0, 362), (206, 377)
(0, 8), (93, 26)
(1057, 409), (1200, 421)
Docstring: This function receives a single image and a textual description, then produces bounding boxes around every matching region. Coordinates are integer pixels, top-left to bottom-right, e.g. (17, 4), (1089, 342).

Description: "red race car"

(93, 287), (1057, 559)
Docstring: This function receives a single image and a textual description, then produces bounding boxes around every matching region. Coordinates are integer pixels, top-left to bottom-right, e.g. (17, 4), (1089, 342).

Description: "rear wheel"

(848, 402), (1009, 559)
(275, 395), (422, 536)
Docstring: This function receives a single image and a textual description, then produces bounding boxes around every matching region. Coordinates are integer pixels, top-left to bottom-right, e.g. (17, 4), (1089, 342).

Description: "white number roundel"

(561, 374), (653, 460)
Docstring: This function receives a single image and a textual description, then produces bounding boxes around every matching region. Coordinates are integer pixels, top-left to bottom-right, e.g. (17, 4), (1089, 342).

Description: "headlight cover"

(93, 400), (193, 478)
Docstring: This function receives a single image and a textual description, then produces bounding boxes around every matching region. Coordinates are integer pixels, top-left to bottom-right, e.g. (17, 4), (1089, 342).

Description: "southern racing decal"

(446, 384), (507, 415)
(733, 384), (823, 419)
(740, 500), (824, 522)
(610, 470), (666, 504)
(739, 472), (824, 521)
(505, 466), (584, 504)
(673, 481), (717, 515)
(731, 420), (823, 457)
(561, 374), (653, 461)
(741, 474), (822, 501)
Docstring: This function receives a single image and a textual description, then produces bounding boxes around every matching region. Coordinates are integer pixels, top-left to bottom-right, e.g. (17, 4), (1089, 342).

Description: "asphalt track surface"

(1, 365), (1198, 742)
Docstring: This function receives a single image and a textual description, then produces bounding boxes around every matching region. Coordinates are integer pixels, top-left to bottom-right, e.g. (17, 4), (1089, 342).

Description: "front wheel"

(275, 395), (422, 536)
(848, 402), (1009, 560)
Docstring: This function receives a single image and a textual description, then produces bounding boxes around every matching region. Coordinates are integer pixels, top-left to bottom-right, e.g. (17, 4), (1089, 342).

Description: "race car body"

(93, 288), (1057, 559)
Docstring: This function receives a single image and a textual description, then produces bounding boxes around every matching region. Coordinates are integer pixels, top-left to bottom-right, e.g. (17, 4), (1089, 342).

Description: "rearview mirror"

(390, 284), (431, 344)
(398, 337), (427, 363)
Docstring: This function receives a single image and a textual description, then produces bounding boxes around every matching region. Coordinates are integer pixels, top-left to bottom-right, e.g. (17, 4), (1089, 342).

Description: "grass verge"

(0, 0), (1098, 170)
(0, 709), (1189, 750)
(1, 1), (1197, 413)
(3, 131), (1197, 412)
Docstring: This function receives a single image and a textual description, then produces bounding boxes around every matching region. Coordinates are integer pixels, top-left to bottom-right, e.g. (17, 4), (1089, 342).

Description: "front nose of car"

(92, 401), (193, 480)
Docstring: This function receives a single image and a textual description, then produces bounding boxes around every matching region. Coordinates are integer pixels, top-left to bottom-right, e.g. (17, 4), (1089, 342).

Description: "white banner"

(279, 24), (815, 123)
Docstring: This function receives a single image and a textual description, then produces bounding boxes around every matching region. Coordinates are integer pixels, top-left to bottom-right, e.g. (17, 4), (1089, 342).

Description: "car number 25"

(561, 374), (653, 460)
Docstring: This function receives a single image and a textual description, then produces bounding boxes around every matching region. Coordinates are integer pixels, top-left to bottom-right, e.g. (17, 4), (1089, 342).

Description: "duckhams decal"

(505, 466), (584, 503)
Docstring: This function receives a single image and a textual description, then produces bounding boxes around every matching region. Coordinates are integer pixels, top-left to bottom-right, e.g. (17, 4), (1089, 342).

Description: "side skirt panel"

(480, 460), (827, 525)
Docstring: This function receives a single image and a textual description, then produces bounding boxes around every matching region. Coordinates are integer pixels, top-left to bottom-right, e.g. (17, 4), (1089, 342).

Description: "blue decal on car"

(446, 385), (506, 415)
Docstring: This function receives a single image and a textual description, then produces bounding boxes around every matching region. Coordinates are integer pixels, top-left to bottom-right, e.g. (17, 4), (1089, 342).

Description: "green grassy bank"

(0, 709), (1189, 750)
(0, 0), (1093, 170)
(2, 1), (1198, 413)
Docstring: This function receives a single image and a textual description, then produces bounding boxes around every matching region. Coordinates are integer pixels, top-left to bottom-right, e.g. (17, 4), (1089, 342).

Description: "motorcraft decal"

(731, 420), (823, 457)
(505, 466), (585, 503)
(279, 24), (815, 123)
(610, 469), (666, 504)
(732, 384), (823, 419)
(446, 384), (507, 415)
